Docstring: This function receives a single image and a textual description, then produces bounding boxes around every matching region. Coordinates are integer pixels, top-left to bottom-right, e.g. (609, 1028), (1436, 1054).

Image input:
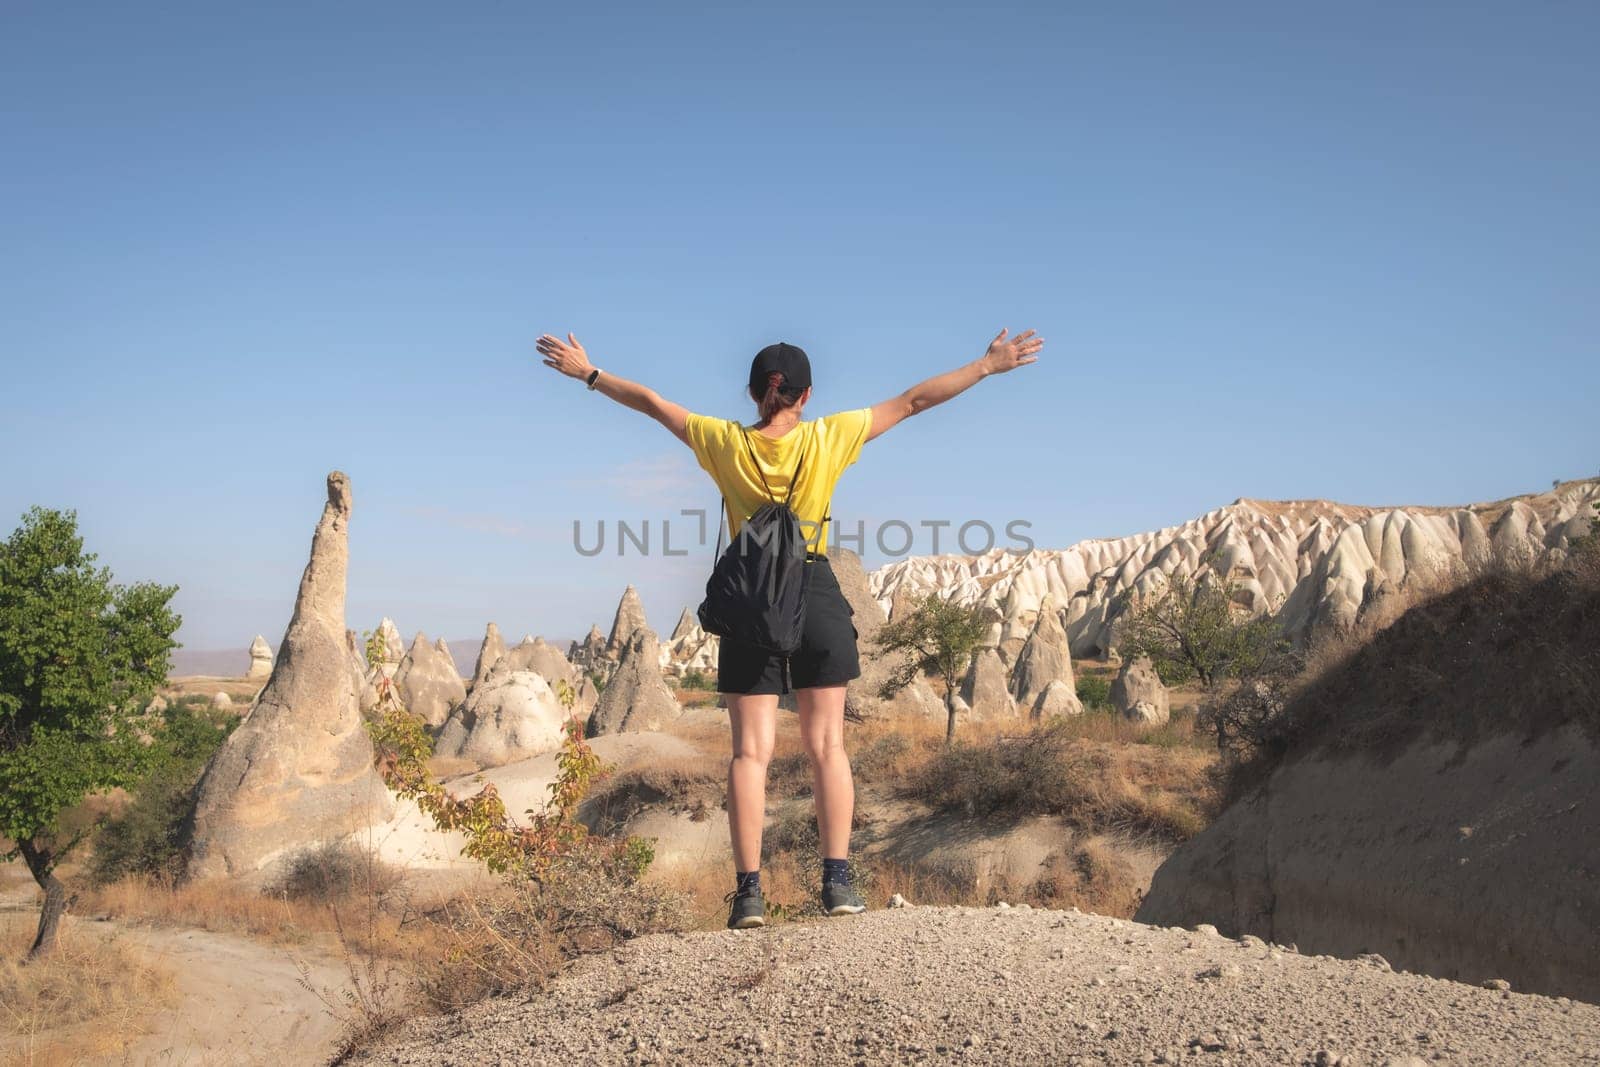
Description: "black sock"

(735, 870), (760, 896)
(821, 858), (850, 889)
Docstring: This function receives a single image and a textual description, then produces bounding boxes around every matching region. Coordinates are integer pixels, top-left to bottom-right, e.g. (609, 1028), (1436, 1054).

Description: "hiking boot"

(821, 882), (866, 916)
(725, 889), (766, 929)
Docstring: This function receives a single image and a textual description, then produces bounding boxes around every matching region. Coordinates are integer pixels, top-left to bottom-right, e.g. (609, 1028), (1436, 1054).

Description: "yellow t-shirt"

(685, 408), (873, 555)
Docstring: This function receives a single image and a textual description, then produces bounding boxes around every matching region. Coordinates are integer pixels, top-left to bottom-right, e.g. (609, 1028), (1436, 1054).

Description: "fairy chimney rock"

(961, 647), (1018, 719)
(586, 629), (681, 737)
(1010, 594), (1076, 708)
(187, 472), (394, 882)
(670, 606), (697, 642)
(246, 635), (273, 680)
(395, 631), (467, 730)
(470, 622), (506, 692)
(606, 585), (649, 655)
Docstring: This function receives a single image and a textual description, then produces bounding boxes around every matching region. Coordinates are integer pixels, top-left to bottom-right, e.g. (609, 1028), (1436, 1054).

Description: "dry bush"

(584, 754), (727, 833)
(848, 732), (914, 782)
(765, 750), (814, 799)
(407, 853), (688, 1012)
(847, 712), (951, 782)
(268, 840), (408, 910)
(82, 853), (685, 1052)
(1042, 705), (1211, 750)
(1029, 839), (1144, 916)
(0, 914), (177, 1064)
(909, 722), (1215, 843)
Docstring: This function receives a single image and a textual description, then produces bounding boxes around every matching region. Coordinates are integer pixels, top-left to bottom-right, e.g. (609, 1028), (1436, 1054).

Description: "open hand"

(980, 328), (1043, 375)
(537, 333), (594, 380)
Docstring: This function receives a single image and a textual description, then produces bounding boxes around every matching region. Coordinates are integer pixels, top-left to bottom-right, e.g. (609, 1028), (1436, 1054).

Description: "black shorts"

(717, 557), (861, 695)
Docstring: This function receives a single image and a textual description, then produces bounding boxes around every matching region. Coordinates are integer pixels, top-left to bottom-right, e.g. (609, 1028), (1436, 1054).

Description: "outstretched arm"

(866, 328), (1043, 442)
(537, 333), (690, 444)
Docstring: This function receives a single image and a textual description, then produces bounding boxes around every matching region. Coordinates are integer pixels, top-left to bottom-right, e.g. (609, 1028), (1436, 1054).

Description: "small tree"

(1116, 567), (1296, 753)
(0, 508), (180, 959)
(1115, 570), (1284, 690)
(875, 593), (996, 744)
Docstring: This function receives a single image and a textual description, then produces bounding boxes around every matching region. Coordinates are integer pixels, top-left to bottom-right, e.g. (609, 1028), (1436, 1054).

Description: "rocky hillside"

(870, 479), (1599, 657)
(1137, 561), (1600, 1003)
(350, 906), (1600, 1066)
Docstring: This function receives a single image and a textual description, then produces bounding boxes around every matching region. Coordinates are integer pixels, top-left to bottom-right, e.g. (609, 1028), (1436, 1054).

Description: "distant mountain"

(171, 646), (260, 679)
(870, 479), (1600, 657)
(173, 636), (575, 681)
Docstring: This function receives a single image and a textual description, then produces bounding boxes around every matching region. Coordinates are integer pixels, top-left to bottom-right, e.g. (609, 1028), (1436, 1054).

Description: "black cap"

(749, 342), (812, 395)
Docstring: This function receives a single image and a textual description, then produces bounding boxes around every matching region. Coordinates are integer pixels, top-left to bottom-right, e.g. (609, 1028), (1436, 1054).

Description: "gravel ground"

(350, 905), (1600, 1066)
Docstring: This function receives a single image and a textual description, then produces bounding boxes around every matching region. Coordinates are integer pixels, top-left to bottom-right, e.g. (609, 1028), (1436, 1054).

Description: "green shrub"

(89, 699), (240, 885)
(1076, 675), (1112, 710)
(680, 669), (714, 691)
(87, 762), (195, 884)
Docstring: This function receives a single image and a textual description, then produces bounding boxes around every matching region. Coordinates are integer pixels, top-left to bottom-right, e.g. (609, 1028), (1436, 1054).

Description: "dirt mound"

(1138, 564), (1600, 1001)
(349, 906), (1599, 1065)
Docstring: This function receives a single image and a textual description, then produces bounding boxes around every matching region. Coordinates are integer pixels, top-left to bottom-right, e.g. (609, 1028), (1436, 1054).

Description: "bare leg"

(797, 685), (853, 860)
(725, 694), (778, 873)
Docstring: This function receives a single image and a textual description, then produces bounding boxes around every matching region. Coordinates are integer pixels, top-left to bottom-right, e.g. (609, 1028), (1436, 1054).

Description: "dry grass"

(80, 871), (434, 962)
(1265, 559), (1599, 770)
(672, 685), (721, 709)
(648, 860), (739, 929)
(909, 721), (1216, 843)
(78, 844), (686, 1056)
(0, 915), (177, 1066)
(644, 697), (1216, 925)
(1029, 838), (1145, 915)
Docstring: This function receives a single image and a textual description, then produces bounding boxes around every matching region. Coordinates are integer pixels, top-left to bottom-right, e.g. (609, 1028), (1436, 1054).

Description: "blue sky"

(3, 2), (1597, 652)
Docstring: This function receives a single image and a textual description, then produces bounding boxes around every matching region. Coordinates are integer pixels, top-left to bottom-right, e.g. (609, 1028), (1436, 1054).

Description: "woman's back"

(685, 408), (872, 554)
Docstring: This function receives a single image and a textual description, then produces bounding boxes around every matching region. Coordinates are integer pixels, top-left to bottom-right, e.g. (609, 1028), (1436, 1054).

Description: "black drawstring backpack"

(697, 429), (813, 686)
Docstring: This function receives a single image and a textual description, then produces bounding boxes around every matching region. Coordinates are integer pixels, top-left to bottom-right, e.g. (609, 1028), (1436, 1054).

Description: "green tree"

(0, 508), (179, 959)
(1115, 570), (1284, 690)
(874, 593), (996, 745)
(89, 698), (239, 885)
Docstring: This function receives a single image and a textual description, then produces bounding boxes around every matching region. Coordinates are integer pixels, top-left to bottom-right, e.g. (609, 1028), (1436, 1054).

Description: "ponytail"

(755, 371), (803, 421)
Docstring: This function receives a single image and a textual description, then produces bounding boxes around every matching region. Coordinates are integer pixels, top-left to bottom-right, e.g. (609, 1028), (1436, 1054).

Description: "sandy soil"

(99, 921), (351, 1066)
(2, 879), (352, 1067)
(351, 905), (1600, 1067)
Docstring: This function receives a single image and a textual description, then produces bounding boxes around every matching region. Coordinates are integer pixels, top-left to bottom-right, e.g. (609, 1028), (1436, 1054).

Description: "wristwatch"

(586, 369), (602, 390)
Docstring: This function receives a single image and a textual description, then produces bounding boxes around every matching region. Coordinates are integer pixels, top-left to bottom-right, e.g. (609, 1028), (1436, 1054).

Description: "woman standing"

(537, 328), (1043, 928)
